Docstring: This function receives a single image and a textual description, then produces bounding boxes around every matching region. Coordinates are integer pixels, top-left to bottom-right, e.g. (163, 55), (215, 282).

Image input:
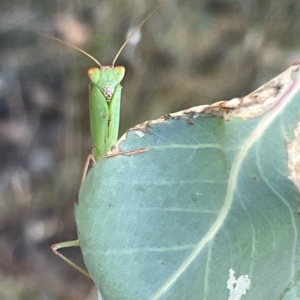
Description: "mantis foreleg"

(107, 84), (122, 150)
(89, 84), (110, 161)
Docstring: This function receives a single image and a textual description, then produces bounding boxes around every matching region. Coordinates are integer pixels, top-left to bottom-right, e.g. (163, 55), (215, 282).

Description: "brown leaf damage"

(107, 61), (300, 158)
(287, 121), (300, 195)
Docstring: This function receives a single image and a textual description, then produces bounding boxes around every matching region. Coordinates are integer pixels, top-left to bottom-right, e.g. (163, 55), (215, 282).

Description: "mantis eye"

(88, 67), (100, 83)
(114, 66), (126, 81)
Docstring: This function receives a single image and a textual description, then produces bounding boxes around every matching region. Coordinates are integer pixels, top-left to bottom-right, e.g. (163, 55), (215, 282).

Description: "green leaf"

(76, 63), (300, 300)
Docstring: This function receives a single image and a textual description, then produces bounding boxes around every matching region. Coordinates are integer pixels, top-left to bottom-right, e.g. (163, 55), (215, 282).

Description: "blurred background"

(0, 0), (300, 299)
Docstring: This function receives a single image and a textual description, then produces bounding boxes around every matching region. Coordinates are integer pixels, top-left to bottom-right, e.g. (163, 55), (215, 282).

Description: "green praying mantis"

(49, 3), (163, 279)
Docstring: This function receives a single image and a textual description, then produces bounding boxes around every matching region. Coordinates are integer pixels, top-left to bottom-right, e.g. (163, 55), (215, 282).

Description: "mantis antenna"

(38, 32), (102, 67)
(38, 2), (164, 69)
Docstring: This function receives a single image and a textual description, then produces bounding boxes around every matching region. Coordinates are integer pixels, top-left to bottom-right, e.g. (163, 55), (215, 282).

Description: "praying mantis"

(49, 2), (164, 283)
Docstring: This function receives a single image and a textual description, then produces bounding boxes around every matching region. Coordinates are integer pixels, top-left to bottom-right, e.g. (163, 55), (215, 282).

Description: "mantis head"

(41, 3), (161, 101)
(86, 2), (161, 100)
(87, 66), (125, 100)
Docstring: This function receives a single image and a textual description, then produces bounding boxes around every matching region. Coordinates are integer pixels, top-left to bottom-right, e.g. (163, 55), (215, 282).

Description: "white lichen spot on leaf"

(227, 269), (251, 300)
(134, 130), (145, 138)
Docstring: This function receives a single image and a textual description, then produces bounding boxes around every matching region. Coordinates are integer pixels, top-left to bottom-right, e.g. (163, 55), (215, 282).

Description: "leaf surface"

(76, 62), (300, 300)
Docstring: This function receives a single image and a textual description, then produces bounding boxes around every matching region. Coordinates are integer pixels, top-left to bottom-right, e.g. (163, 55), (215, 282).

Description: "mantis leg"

(108, 84), (122, 149)
(80, 153), (96, 185)
(51, 240), (91, 278)
(89, 84), (109, 161)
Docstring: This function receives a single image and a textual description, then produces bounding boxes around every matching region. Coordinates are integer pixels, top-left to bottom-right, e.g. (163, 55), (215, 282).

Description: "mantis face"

(87, 66), (125, 100)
